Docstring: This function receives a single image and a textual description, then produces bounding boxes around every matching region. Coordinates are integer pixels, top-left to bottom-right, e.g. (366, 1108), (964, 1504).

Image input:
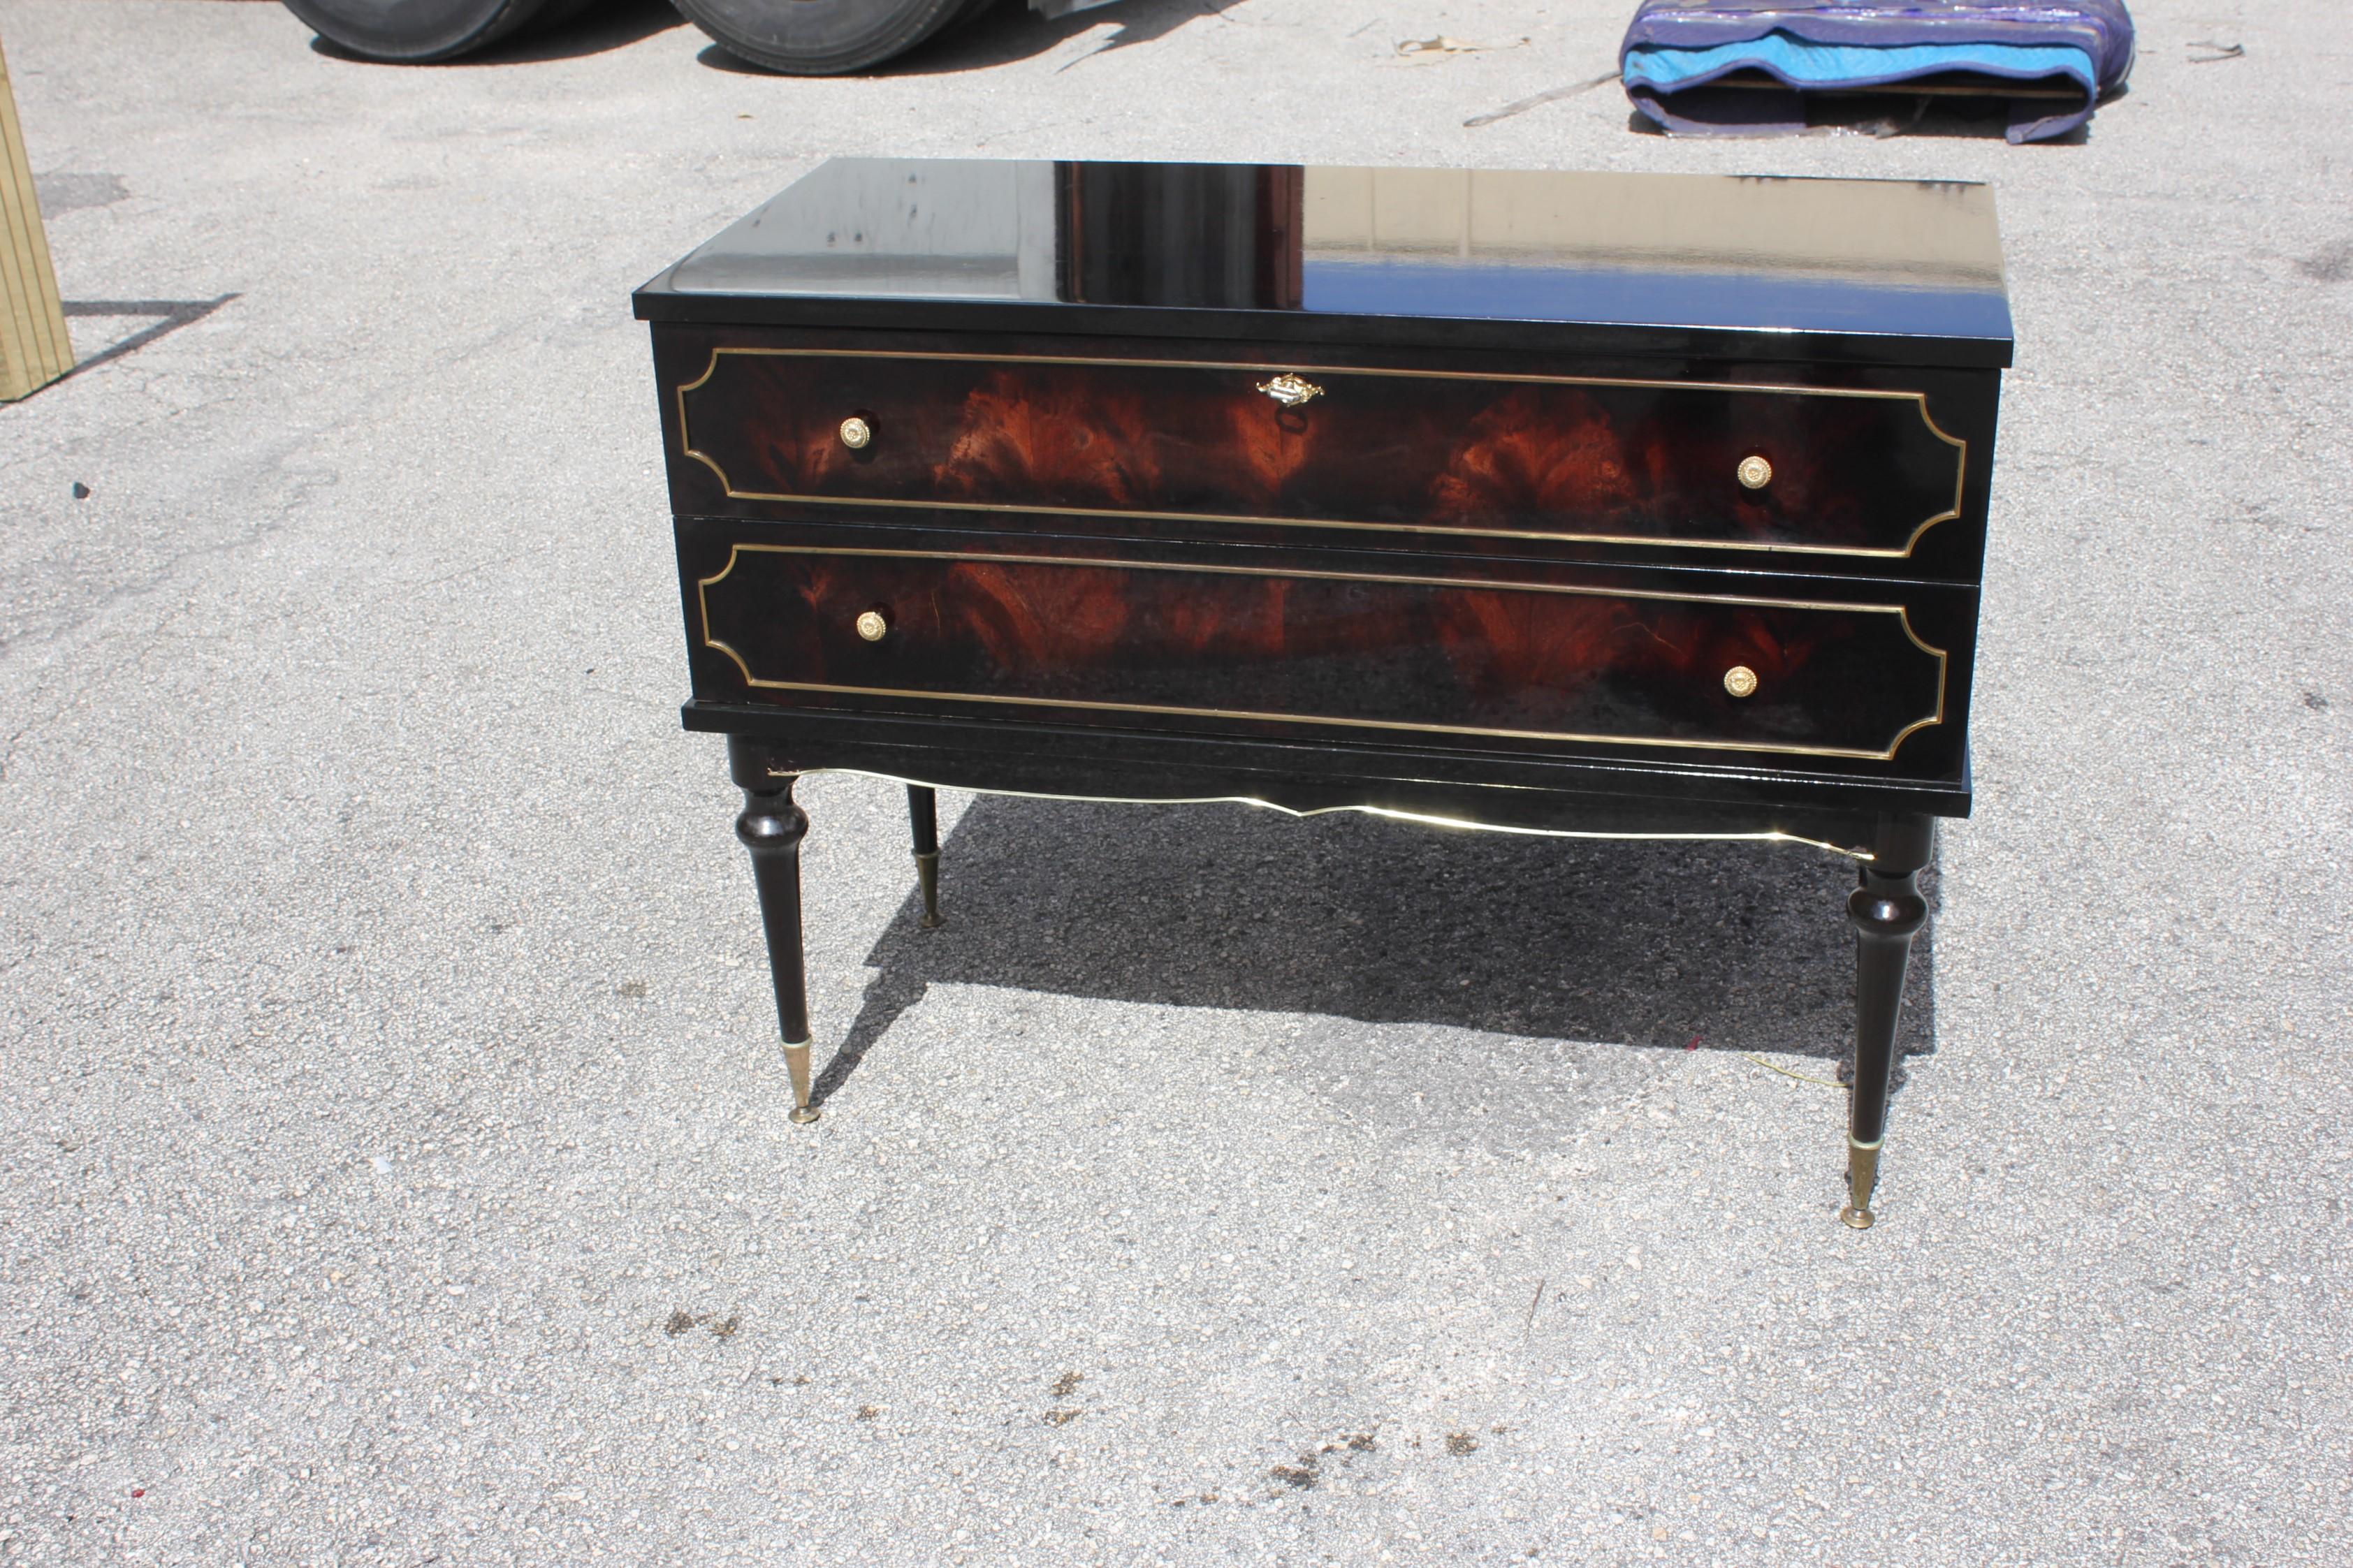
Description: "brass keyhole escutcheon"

(854, 609), (889, 642)
(1257, 373), (1324, 407)
(1736, 454), (1772, 490)
(1723, 665), (1759, 698)
(839, 416), (873, 450)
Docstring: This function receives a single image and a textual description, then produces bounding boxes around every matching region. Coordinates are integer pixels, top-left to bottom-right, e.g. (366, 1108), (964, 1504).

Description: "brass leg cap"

(1841, 1136), (1881, 1230)
(915, 852), (942, 930)
(782, 1041), (816, 1124)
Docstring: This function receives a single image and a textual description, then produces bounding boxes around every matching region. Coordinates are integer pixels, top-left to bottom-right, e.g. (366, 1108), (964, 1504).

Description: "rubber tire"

(671, 0), (973, 75)
(282, 0), (556, 61)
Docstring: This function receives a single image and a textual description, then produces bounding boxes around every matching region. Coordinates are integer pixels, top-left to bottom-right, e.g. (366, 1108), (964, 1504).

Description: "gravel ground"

(1, 1), (2347, 1563)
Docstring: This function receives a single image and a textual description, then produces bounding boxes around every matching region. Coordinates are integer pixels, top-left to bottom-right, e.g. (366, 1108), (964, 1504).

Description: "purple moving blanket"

(1621, 1), (2136, 143)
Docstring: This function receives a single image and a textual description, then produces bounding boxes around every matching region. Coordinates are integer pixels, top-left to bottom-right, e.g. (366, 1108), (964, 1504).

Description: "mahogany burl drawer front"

(673, 349), (1966, 562)
(692, 543), (1950, 762)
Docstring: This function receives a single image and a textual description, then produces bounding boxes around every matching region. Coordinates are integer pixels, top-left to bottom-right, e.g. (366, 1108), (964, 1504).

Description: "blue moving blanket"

(1620, 1), (2136, 143)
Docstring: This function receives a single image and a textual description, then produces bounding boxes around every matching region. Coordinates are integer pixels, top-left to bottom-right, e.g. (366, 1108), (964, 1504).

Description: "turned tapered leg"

(907, 784), (942, 930)
(1843, 814), (1934, 1228)
(736, 777), (819, 1124)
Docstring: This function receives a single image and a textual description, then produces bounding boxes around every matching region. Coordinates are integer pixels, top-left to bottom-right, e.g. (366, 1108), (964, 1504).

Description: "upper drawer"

(672, 347), (1967, 562)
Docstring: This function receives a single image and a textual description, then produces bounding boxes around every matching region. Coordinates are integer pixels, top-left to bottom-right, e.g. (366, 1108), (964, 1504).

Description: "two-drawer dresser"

(634, 159), (2009, 1229)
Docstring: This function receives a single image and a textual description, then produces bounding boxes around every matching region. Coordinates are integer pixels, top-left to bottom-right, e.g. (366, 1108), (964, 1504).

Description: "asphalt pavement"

(1, 1), (2347, 1563)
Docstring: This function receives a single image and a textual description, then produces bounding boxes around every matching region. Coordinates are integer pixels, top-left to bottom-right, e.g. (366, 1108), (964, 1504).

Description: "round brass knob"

(838, 416), (872, 450)
(1736, 454), (1772, 490)
(1723, 665), (1759, 698)
(854, 609), (888, 643)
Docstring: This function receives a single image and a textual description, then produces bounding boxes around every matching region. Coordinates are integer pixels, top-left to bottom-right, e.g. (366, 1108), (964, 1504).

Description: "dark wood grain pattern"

(693, 542), (1946, 761)
(676, 348), (1965, 559)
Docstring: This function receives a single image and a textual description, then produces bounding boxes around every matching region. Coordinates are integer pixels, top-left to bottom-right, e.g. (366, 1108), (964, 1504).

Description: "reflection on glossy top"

(645, 158), (2011, 364)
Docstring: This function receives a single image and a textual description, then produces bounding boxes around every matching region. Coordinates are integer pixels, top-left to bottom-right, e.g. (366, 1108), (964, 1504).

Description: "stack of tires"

(284, 0), (1004, 74)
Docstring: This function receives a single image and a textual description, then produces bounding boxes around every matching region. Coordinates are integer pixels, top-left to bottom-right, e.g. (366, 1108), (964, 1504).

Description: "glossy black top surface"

(636, 159), (2011, 369)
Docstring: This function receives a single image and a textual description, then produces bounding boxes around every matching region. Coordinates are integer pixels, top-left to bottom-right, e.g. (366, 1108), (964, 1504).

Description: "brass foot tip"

(789, 1105), (822, 1125)
(1841, 1136), (1881, 1230)
(914, 852), (941, 929)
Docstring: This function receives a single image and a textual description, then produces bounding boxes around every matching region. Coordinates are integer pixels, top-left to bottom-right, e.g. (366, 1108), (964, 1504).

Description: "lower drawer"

(688, 541), (1951, 763)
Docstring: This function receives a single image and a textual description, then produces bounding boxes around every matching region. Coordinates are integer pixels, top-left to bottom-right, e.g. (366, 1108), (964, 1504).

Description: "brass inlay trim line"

(697, 543), (1948, 763)
(781, 765), (1876, 860)
(675, 346), (1967, 560)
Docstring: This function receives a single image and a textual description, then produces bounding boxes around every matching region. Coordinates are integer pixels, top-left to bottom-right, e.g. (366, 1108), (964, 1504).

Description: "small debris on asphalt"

(664, 1310), (739, 1340)
(1392, 36), (1525, 66)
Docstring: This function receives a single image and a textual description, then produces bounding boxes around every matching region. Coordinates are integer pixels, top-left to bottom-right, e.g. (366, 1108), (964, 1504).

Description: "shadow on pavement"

(53, 296), (240, 385)
(487, 0), (690, 61)
(692, 0), (1246, 78)
(810, 794), (1938, 1111)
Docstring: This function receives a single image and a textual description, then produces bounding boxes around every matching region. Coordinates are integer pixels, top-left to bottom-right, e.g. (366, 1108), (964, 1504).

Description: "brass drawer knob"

(839, 416), (873, 450)
(854, 608), (889, 642)
(1736, 454), (1772, 490)
(1257, 373), (1323, 407)
(1723, 665), (1759, 698)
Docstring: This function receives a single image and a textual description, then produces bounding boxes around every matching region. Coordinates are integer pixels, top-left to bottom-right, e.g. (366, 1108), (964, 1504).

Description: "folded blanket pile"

(1620, 1), (2136, 143)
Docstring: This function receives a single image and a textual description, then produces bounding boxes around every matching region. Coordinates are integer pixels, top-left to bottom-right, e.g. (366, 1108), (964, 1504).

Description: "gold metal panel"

(0, 33), (73, 403)
(675, 346), (1967, 560)
(697, 543), (1948, 763)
